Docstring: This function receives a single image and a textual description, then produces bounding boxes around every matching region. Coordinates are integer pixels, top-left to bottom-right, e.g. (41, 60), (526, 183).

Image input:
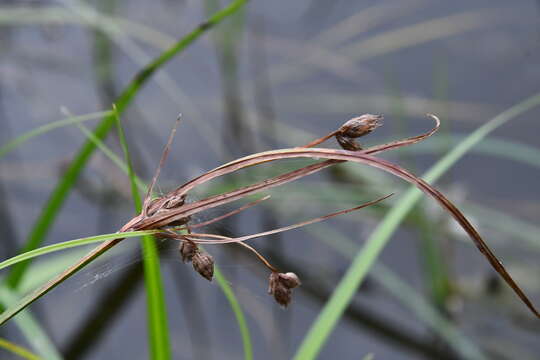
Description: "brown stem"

(301, 130), (339, 148)
(235, 242), (278, 272)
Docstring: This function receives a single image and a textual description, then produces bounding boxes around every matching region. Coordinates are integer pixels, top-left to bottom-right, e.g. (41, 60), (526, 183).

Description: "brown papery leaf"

(135, 115), (439, 229)
(170, 146), (537, 318)
(165, 114), (439, 199)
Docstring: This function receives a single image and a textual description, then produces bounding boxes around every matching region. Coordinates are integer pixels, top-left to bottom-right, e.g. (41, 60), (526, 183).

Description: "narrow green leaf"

(75, 122), (147, 191)
(0, 337), (41, 360)
(0, 231), (158, 272)
(294, 93), (540, 360)
(81, 116), (254, 359)
(213, 267), (253, 360)
(304, 224), (485, 360)
(114, 106), (171, 359)
(0, 110), (111, 159)
(0, 288), (61, 360)
(3, 116), (256, 359)
(4, 0), (248, 291)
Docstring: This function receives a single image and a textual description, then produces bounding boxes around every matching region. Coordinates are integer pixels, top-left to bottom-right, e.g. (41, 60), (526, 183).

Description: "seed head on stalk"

(2, 113), (538, 325)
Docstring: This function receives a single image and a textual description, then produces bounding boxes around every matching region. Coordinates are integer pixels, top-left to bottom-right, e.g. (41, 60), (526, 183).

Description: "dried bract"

(179, 240), (198, 263)
(268, 271), (301, 307)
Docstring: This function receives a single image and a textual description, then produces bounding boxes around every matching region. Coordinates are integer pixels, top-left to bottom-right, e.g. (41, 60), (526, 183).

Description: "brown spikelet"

(268, 272), (301, 307)
(192, 252), (214, 281)
(335, 114), (383, 150)
(179, 240), (198, 263)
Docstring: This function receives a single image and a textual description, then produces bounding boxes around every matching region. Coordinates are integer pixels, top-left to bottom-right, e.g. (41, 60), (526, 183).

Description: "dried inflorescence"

(9, 112), (539, 326)
(154, 115), (385, 305)
(335, 114), (383, 151)
(124, 112), (538, 313)
(179, 240), (198, 263)
(192, 252), (214, 281)
(179, 240), (214, 281)
(268, 272), (301, 307)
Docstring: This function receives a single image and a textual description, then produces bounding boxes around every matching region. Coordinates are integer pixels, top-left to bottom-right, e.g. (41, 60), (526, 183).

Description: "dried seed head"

(192, 252), (214, 281)
(179, 240), (198, 263)
(338, 114), (383, 138)
(279, 272), (301, 289)
(268, 271), (301, 307)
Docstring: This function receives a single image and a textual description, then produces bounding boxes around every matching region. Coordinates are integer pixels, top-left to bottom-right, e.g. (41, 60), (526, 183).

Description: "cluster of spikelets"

(174, 115), (382, 307)
(5, 113), (538, 325)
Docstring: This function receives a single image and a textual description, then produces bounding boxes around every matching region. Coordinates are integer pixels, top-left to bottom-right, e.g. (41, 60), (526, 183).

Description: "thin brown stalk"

(164, 114), (439, 200)
(142, 114), (182, 216)
(235, 242), (279, 272)
(3, 113), (537, 325)
(186, 194), (393, 244)
(301, 130), (339, 148)
(175, 195), (271, 231)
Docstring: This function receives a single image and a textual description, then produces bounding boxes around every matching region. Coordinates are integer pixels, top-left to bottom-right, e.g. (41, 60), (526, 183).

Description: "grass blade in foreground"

(214, 268), (253, 360)
(114, 107), (171, 359)
(0, 337), (41, 360)
(0, 288), (61, 360)
(5, 0), (249, 288)
(0, 231), (157, 272)
(2, 118), (256, 357)
(0, 110), (111, 159)
(80, 119), (254, 359)
(305, 225), (485, 360)
(294, 93), (540, 360)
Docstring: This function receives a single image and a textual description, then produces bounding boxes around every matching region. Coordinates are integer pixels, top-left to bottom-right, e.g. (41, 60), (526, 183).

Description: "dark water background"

(1, 0), (540, 359)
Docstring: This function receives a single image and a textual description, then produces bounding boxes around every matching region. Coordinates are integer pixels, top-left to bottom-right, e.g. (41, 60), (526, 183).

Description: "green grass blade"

(4, 0), (248, 288)
(0, 288), (61, 360)
(0, 337), (41, 360)
(213, 267), (253, 360)
(294, 93), (540, 360)
(373, 265), (486, 360)
(0, 231), (157, 272)
(113, 106), (141, 206)
(82, 116), (254, 359)
(409, 134), (540, 169)
(75, 122), (147, 191)
(139, 237), (170, 359)
(114, 107), (171, 359)
(304, 224), (484, 359)
(0, 110), (111, 159)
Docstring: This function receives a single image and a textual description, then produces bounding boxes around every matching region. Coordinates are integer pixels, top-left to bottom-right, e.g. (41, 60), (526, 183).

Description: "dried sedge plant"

(2, 113), (539, 324)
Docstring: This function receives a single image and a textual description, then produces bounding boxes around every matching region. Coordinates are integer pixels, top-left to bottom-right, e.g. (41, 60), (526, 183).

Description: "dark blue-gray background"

(1, 0), (539, 359)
